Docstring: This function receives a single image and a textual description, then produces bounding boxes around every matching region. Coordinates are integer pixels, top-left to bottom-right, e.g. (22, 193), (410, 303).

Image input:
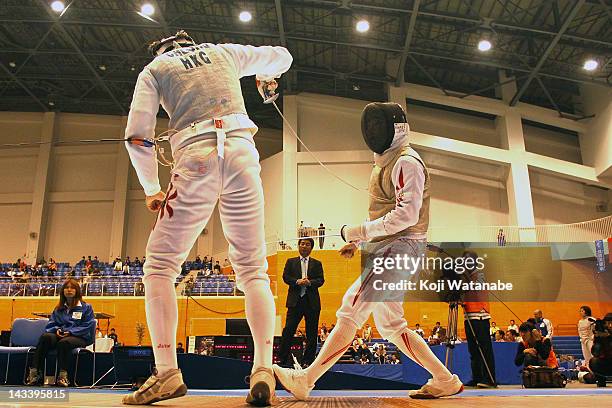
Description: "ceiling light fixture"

(478, 39), (492, 52)
(239, 11), (252, 22)
(141, 3), (155, 16)
(51, 1), (65, 13)
(583, 59), (598, 71)
(356, 20), (370, 33)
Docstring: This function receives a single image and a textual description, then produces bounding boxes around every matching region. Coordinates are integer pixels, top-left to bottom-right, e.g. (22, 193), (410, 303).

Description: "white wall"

(43, 201), (114, 262)
(580, 85), (612, 177)
(0, 150), (38, 194)
(407, 104), (500, 148)
(530, 170), (610, 224)
(297, 162), (372, 248)
(50, 146), (117, 192)
(297, 94), (368, 151)
(0, 204), (31, 261)
(523, 123), (582, 164)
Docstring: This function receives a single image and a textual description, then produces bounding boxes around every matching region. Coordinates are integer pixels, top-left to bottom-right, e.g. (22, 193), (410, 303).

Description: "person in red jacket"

(515, 322), (558, 368)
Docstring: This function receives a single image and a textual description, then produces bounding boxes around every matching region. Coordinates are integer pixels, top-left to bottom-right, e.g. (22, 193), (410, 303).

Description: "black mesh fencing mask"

(360, 102), (407, 154)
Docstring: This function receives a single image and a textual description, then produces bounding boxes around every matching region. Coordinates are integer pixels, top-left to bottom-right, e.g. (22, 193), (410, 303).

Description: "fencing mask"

(148, 30), (195, 57)
(361, 102), (408, 154)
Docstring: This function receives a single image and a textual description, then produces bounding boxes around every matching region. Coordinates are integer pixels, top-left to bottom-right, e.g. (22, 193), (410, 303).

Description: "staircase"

(552, 336), (583, 359)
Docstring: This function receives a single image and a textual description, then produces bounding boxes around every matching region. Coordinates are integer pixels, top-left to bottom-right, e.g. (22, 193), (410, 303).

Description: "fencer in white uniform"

(273, 102), (463, 400)
(123, 31), (292, 406)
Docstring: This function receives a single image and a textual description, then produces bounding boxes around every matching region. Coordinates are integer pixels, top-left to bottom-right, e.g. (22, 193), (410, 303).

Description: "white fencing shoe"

(122, 368), (187, 405)
(409, 374), (464, 399)
(246, 367), (276, 406)
(272, 364), (314, 401)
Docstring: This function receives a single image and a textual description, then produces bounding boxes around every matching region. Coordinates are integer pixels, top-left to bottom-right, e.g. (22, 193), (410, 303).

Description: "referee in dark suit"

(278, 237), (325, 367)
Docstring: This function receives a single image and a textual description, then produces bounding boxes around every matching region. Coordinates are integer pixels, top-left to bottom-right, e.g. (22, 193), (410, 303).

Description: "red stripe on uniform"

(401, 332), (425, 368)
(352, 271), (374, 307)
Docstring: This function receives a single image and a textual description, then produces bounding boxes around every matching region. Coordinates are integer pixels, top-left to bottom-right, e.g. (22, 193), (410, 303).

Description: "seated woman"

(515, 322), (558, 368)
(26, 278), (96, 386)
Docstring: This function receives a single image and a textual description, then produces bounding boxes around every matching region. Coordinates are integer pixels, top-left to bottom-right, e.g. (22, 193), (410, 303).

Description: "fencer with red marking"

(273, 102), (463, 400)
(123, 30), (292, 406)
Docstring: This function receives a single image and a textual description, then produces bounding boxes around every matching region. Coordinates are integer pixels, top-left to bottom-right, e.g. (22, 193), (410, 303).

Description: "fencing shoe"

(122, 368), (187, 405)
(409, 374), (463, 399)
(272, 364), (313, 401)
(246, 367), (276, 406)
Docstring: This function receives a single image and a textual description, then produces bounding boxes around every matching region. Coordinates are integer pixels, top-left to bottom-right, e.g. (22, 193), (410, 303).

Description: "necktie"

(300, 258), (307, 297)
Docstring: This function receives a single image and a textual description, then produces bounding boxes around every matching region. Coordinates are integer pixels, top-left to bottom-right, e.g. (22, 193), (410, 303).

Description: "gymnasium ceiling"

(0, 0), (610, 130)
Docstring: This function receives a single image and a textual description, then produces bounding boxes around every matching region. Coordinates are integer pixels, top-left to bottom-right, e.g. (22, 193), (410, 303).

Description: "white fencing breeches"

(335, 238), (426, 338)
(143, 131), (269, 290)
(142, 131), (274, 371)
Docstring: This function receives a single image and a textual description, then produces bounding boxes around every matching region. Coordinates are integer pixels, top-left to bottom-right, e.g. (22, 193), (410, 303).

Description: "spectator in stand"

(109, 328), (118, 346)
(415, 323), (425, 338)
(78, 256), (86, 267)
(319, 324), (328, 343)
(497, 228), (506, 246)
(195, 255), (202, 266)
(348, 340), (361, 361)
(489, 322), (498, 338)
(26, 279), (96, 387)
(427, 322), (442, 345)
(373, 344), (386, 364)
(95, 327), (104, 339)
(122, 258), (130, 275)
(85, 257), (93, 274)
(515, 321), (558, 369)
(505, 330), (519, 342)
(176, 342), (185, 353)
(533, 309), (553, 339)
(430, 322), (442, 341)
(388, 354), (400, 364)
(113, 258), (123, 273)
(92, 256), (99, 268)
(362, 323), (372, 342)
(223, 258), (231, 267)
(48, 258), (57, 273)
(135, 280), (145, 296)
(358, 343), (373, 363)
(494, 330), (506, 342)
(359, 354), (369, 365)
(133, 257), (142, 267)
(19, 258), (27, 272)
(507, 319), (518, 333)
(578, 305), (596, 367)
(213, 261), (221, 274)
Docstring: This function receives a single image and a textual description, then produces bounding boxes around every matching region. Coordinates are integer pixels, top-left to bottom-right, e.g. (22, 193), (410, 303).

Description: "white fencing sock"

(389, 329), (452, 381)
(243, 280), (276, 371)
(305, 318), (357, 386)
(144, 276), (178, 376)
